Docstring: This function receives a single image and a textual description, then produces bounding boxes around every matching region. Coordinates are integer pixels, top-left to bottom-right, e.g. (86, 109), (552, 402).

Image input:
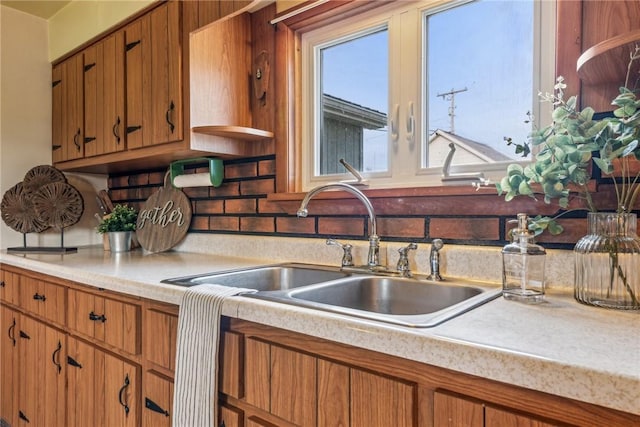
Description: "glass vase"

(574, 213), (640, 310)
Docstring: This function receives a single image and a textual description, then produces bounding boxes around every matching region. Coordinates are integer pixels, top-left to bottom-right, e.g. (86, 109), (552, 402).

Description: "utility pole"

(437, 87), (468, 134)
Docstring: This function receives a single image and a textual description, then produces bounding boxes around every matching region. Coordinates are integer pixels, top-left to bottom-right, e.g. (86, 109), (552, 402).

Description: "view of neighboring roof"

(429, 129), (512, 162)
(322, 93), (387, 129)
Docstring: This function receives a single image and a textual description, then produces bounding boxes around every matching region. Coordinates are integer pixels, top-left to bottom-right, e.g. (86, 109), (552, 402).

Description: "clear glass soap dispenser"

(502, 213), (546, 303)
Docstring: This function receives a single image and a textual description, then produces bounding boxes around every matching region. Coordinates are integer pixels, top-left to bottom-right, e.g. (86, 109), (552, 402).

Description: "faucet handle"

(427, 239), (444, 281)
(326, 238), (354, 267)
(396, 243), (417, 277)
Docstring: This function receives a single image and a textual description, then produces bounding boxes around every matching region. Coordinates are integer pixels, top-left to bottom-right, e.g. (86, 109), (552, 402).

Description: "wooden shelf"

(191, 125), (274, 141)
(577, 29), (640, 85)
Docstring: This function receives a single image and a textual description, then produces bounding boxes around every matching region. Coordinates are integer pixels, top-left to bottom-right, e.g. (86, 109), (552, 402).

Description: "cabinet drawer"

(68, 288), (141, 354)
(19, 276), (66, 325)
(144, 304), (178, 372)
(0, 268), (21, 306)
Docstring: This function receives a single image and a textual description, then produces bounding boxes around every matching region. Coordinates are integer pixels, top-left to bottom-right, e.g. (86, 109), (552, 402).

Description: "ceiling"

(1, 0), (71, 19)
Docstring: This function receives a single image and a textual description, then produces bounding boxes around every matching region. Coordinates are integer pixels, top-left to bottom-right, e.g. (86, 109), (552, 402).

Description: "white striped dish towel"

(172, 284), (255, 427)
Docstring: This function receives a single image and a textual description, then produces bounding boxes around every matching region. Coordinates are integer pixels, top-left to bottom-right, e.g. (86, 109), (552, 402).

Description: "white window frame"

(300, 0), (556, 191)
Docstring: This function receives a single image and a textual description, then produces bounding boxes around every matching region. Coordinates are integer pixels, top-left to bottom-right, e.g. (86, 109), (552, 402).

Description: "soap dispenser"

(502, 213), (546, 303)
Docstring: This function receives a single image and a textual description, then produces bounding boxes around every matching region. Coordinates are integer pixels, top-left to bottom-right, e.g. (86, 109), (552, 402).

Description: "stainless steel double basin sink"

(162, 263), (501, 327)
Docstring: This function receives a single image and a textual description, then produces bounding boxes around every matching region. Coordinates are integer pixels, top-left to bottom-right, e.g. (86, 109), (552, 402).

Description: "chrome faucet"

(297, 182), (380, 268)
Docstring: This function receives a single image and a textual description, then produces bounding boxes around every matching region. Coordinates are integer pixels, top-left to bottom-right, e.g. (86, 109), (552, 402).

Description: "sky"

(321, 0), (536, 169)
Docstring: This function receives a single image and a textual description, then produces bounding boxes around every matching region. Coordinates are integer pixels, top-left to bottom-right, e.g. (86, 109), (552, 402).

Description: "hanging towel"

(172, 284), (255, 427)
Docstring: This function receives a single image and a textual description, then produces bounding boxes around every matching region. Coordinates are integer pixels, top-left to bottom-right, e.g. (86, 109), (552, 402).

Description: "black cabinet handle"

(220, 421), (226, 427)
(0, 280), (5, 287)
(145, 397), (169, 417)
(119, 374), (130, 416)
(126, 125), (141, 134)
(113, 116), (121, 144)
(52, 340), (62, 374)
(165, 100), (175, 133)
(125, 40), (140, 51)
(19, 330), (30, 340)
(33, 293), (46, 302)
(67, 356), (82, 368)
(19, 410), (30, 423)
(73, 128), (81, 150)
(7, 317), (16, 347)
(89, 311), (107, 322)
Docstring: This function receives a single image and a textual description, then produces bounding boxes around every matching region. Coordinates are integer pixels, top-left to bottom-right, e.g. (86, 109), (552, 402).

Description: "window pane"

(426, 0), (534, 167)
(319, 29), (388, 175)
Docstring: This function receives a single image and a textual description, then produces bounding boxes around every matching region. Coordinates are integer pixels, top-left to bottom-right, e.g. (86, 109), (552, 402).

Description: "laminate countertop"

(1, 246), (638, 416)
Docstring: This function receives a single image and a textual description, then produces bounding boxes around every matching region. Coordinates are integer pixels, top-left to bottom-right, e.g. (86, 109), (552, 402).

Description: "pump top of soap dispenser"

(504, 213), (545, 255)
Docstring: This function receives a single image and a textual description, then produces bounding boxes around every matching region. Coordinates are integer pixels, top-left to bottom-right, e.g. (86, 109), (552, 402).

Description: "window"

(301, 0), (556, 190)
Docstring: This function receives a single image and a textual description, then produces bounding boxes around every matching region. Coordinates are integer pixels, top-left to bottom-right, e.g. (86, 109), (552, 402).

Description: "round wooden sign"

(136, 181), (192, 253)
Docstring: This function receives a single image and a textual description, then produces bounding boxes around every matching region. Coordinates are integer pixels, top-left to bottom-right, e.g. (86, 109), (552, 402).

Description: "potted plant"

(97, 204), (138, 252)
(497, 50), (640, 310)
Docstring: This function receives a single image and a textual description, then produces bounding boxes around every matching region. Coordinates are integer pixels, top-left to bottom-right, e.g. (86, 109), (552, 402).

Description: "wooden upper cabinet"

(125, 0), (183, 150)
(84, 31), (126, 157)
(51, 53), (84, 162)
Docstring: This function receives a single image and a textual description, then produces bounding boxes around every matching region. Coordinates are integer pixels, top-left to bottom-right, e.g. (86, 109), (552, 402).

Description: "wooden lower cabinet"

(0, 305), (66, 427)
(1, 304), (20, 427)
(223, 319), (640, 427)
(67, 336), (140, 427)
(240, 335), (416, 427)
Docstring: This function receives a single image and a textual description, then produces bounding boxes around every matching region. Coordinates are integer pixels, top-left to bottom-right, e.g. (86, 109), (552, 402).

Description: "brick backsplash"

(107, 156), (637, 250)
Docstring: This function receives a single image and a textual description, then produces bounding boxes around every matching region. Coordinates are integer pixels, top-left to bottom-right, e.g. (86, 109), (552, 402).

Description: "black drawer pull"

(145, 397), (169, 417)
(19, 330), (30, 340)
(89, 311), (107, 322)
(33, 293), (46, 301)
(0, 280), (5, 287)
(19, 410), (30, 423)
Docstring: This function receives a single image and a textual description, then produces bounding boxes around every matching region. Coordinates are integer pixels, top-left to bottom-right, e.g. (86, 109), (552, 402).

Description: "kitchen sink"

(250, 275), (502, 328)
(161, 263), (349, 291)
(163, 263), (500, 327)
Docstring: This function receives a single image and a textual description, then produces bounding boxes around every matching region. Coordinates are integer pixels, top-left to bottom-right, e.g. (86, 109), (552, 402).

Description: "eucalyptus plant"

(497, 49), (640, 235)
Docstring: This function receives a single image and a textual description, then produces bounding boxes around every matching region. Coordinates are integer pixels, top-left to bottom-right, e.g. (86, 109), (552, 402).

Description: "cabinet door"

(270, 345), (317, 425)
(434, 391), (484, 427)
(145, 304), (178, 372)
(67, 337), (139, 427)
(84, 31), (126, 157)
(0, 305), (19, 426)
(125, 0), (182, 150)
(142, 372), (173, 427)
(17, 315), (66, 427)
(350, 368), (416, 427)
(51, 64), (64, 163)
(53, 53), (84, 162)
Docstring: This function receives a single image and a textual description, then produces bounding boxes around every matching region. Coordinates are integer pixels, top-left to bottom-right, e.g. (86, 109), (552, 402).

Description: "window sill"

(267, 183), (496, 203)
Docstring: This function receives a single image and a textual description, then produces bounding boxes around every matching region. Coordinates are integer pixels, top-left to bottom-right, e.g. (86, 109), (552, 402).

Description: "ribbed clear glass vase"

(574, 213), (640, 310)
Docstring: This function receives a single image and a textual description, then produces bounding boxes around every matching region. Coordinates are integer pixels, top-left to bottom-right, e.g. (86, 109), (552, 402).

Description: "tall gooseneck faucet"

(297, 182), (380, 267)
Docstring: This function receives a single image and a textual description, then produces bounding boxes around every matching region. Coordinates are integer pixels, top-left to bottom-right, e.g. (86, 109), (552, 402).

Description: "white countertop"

(1, 246), (639, 416)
